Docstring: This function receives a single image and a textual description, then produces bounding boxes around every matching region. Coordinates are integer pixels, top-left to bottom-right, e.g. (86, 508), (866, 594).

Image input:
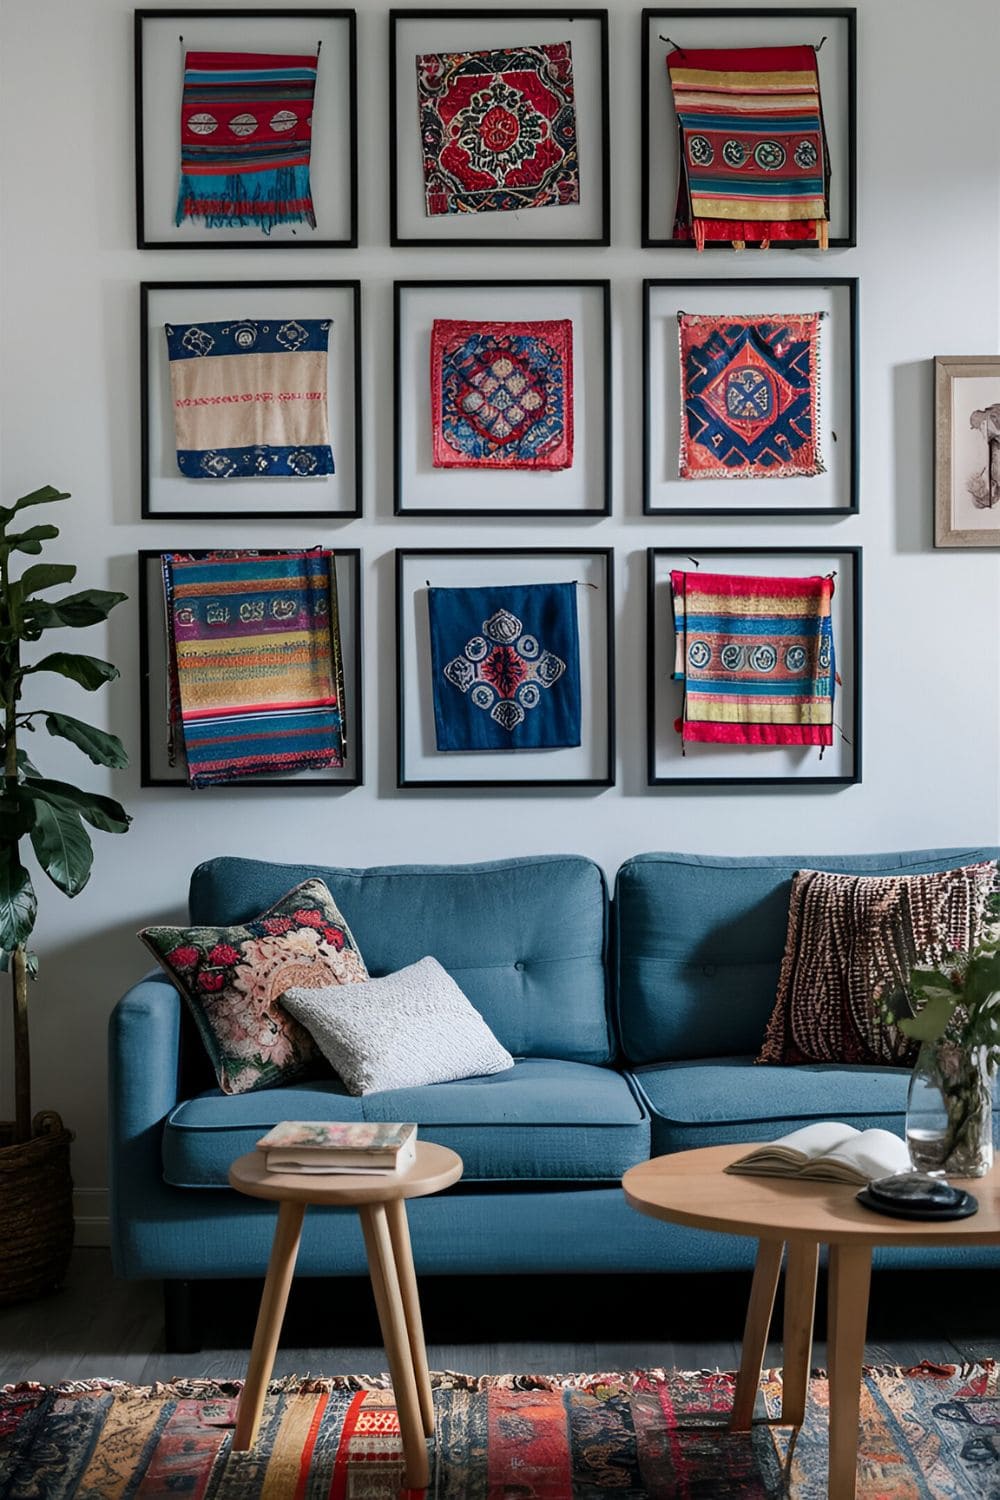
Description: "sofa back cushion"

(189, 854), (611, 1064)
(614, 848), (1000, 1065)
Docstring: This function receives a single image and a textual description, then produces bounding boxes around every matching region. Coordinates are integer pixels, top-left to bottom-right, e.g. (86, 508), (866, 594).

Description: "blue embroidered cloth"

(428, 582), (581, 752)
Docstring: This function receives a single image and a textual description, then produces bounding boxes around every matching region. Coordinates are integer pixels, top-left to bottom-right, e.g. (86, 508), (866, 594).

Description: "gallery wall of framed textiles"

(130, 2), (864, 796)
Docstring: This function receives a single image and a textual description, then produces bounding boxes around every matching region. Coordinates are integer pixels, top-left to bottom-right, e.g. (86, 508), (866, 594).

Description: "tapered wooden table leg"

(386, 1196), (435, 1438)
(232, 1201), (306, 1450)
(827, 1243), (872, 1500)
(781, 1240), (819, 1428)
(360, 1204), (430, 1491)
(730, 1238), (784, 1431)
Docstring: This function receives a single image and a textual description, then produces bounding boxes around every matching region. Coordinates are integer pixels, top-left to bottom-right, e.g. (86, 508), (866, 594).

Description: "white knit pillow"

(281, 955), (515, 1096)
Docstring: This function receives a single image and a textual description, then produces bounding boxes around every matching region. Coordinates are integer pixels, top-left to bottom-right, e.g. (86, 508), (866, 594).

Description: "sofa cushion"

(162, 1058), (649, 1186)
(189, 855), (611, 1064)
(631, 1057), (915, 1154)
(613, 848), (1000, 1065)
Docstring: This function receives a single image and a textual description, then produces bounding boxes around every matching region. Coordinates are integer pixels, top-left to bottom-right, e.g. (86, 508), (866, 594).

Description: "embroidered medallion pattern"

(443, 607), (566, 732)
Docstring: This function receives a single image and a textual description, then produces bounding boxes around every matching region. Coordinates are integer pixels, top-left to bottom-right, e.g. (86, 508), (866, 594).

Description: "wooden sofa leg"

(163, 1279), (200, 1353)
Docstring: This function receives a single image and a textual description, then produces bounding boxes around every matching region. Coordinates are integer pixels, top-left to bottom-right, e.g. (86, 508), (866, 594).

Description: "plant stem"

(11, 948), (29, 1142)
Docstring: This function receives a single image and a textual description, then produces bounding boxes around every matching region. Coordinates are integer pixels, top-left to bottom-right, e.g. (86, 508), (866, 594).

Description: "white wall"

(2, 0), (999, 1236)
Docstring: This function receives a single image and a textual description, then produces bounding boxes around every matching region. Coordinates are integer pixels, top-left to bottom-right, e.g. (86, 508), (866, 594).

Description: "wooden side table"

(228, 1142), (463, 1489)
(624, 1144), (1000, 1500)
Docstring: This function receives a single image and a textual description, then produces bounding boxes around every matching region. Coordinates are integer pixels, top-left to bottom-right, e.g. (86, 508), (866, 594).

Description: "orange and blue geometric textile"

(431, 318), (573, 470)
(416, 42), (579, 217)
(678, 312), (823, 480)
(671, 569), (835, 746)
(667, 44), (830, 250)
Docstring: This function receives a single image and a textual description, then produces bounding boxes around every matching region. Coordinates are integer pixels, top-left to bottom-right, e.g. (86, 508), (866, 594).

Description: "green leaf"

(16, 749), (41, 778)
(23, 652), (120, 691)
(7, 524), (60, 550)
(964, 950), (1000, 1010)
(0, 788), (36, 839)
(0, 845), (37, 951)
(10, 540), (42, 555)
(0, 486), (70, 526)
(898, 992), (958, 1043)
(24, 777), (131, 833)
(43, 712), (128, 768)
(16, 563), (76, 598)
(23, 588), (126, 629)
(28, 797), (93, 896)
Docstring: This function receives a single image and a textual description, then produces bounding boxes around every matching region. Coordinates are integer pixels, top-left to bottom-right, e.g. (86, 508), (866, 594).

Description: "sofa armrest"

(107, 973), (183, 1272)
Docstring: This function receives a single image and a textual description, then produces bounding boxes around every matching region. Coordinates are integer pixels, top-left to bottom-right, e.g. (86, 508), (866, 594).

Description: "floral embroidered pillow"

(138, 878), (369, 1095)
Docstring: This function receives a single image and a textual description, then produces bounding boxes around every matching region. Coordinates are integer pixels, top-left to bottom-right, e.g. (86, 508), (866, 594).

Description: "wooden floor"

(0, 1250), (996, 1387)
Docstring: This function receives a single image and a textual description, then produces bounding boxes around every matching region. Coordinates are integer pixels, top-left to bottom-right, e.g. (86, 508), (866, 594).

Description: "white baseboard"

(74, 1189), (110, 1248)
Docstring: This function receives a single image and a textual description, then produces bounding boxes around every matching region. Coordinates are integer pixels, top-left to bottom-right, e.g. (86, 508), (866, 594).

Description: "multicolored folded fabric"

(429, 582), (581, 751)
(417, 42), (579, 217)
(667, 44), (830, 250)
(671, 570), (834, 746)
(165, 316), (334, 480)
(431, 318), (573, 469)
(678, 312), (824, 479)
(161, 549), (345, 785)
(175, 50), (318, 233)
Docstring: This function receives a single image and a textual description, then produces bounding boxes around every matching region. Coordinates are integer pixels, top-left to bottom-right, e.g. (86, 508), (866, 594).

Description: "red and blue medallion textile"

(429, 582), (581, 751)
(176, 50), (318, 233)
(667, 45), (830, 250)
(3, 1364), (998, 1497)
(165, 317), (334, 480)
(679, 312), (823, 479)
(671, 570), (835, 746)
(417, 42), (579, 217)
(431, 317), (573, 469)
(161, 548), (346, 786)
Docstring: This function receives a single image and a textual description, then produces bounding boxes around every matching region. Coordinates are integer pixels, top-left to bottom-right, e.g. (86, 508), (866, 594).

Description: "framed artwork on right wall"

(935, 356), (1000, 547)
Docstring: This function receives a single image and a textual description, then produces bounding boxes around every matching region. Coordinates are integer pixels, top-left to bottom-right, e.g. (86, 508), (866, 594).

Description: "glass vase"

(905, 1041), (994, 1178)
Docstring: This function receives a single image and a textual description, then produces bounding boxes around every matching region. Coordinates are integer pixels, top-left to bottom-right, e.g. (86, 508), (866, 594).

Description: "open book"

(725, 1122), (911, 1186)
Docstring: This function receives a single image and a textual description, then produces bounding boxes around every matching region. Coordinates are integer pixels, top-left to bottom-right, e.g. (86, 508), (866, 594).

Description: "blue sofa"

(108, 846), (1000, 1342)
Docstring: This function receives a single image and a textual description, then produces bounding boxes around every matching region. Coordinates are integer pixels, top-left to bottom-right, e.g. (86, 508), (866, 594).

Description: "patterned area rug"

(1, 1363), (996, 1498)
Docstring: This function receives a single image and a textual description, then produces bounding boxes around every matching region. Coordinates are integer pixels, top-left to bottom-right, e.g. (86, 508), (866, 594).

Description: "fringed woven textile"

(679, 312), (824, 479)
(176, 50), (318, 233)
(416, 42), (579, 217)
(671, 570), (834, 746)
(429, 582), (581, 751)
(165, 316), (334, 480)
(667, 44), (830, 250)
(431, 317), (573, 469)
(161, 548), (345, 786)
(1, 1363), (996, 1498)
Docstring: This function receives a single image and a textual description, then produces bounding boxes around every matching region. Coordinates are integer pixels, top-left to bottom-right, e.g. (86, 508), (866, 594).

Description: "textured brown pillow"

(757, 863), (998, 1066)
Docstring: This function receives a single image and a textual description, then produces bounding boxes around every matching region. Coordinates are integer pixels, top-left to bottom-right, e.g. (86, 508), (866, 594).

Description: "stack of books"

(256, 1121), (418, 1175)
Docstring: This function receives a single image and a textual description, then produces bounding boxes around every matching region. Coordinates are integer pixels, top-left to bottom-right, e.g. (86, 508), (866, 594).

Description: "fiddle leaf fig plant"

(0, 486), (131, 1143)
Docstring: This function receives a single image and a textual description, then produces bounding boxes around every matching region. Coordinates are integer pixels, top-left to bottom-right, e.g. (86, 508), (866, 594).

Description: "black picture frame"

(641, 7), (857, 250)
(394, 280), (612, 518)
(643, 276), (859, 516)
(646, 545), (861, 786)
(135, 8), (358, 250)
(140, 280), (363, 520)
(396, 547), (615, 789)
(138, 547), (364, 788)
(389, 8), (611, 248)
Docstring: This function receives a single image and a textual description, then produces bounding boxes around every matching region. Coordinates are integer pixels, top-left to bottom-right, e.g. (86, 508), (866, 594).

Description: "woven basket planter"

(0, 1111), (74, 1305)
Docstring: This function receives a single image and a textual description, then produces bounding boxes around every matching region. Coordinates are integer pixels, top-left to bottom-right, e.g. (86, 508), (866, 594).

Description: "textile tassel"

(759, 236), (771, 251)
(818, 219), (830, 250)
(694, 220), (706, 252)
(731, 239), (745, 252)
(175, 166), (317, 235)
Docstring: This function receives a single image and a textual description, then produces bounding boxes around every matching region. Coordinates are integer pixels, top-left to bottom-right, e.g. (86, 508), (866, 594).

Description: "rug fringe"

(2, 1361), (993, 1399)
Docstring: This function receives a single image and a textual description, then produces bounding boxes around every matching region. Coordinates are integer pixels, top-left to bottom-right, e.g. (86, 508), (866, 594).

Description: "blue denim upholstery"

(108, 848), (1000, 1285)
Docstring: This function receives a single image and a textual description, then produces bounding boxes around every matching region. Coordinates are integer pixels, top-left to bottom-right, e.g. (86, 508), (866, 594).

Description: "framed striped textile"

(641, 8), (857, 250)
(135, 10), (358, 249)
(646, 546), (861, 786)
(137, 549), (363, 788)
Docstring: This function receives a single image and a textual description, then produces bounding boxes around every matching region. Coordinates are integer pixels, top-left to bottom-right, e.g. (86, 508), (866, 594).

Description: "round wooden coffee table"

(624, 1143), (1000, 1500)
(228, 1142), (463, 1488)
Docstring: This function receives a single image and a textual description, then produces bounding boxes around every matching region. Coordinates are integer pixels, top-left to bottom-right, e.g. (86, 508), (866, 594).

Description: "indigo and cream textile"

(162, 549), (345, 786)
(165, 316), (333, 480)
(429, 582), (581, 751)
(431, 318), (573, 469)
(671, 569), (834, 746)
(679, 312), (823, 479)
(175, 50), (318, 232)
(667, 44), (830, 249)
(417, 42), (579, 217)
